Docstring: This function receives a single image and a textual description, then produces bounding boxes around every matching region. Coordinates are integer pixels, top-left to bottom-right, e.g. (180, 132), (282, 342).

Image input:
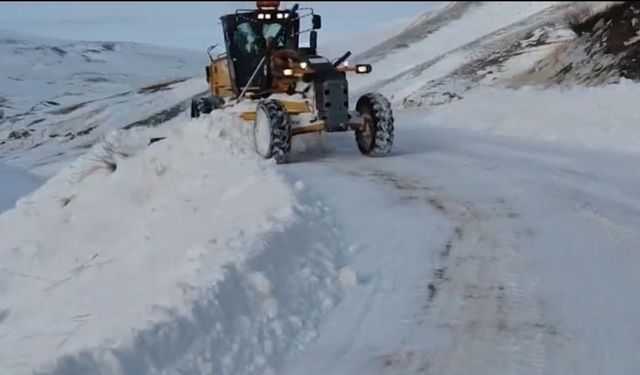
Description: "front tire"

(355, 93), (394, 156)
(253, 99), (292, 164)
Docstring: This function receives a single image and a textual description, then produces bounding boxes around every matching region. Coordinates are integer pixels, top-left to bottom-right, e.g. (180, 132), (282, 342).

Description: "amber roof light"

(257, 1), (280, 10)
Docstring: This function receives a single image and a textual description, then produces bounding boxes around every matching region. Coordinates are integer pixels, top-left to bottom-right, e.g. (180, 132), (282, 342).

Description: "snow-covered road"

(280, 109), (640, 375)
(2, 105), (639, 375)
(0, 163), (43, 213)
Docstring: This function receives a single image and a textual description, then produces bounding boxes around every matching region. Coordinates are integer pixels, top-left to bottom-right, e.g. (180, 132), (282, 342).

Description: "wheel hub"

(254, 107), (272, 158)
(360, 114), (374, 146)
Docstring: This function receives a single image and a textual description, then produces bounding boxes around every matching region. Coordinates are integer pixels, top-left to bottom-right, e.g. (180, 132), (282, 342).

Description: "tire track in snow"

(356, 168), (548, 375)
(576, 202), (640, 258)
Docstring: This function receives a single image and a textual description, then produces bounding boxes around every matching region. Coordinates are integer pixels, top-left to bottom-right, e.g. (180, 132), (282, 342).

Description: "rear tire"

(191, 96), (224, 119)
(253, 99), (292, 164)
(355, 93), (394, 156)
(190, 99), (200, 118)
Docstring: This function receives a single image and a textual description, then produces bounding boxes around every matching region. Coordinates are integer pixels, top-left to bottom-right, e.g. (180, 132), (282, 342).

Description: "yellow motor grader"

(191, 1), (394, 163)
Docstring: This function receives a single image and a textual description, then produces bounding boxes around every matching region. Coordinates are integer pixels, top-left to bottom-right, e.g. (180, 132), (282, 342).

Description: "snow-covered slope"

(348, 1), (563, 98)
(0, 29), (208, 176)
(342, 1), (640, 153)
(509, 1), (640, 86)
(0, 28), (205, 116)
(0, 77), (208, 177)
(349, 2), (623, 106)
(317, 15), (418, 61)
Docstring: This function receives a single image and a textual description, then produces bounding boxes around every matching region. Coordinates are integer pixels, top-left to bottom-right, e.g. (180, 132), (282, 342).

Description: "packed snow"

(281, 110), (640, 375)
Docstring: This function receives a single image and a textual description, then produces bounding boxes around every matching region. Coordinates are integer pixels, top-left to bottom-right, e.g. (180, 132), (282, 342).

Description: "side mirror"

(309, 30), (318, 54)
(206, 44), (218, 62)
(312, 14), (322, 30)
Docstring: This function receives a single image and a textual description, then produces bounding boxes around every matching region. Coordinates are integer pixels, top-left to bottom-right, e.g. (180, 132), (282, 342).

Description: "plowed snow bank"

(0, 111), (346, 375)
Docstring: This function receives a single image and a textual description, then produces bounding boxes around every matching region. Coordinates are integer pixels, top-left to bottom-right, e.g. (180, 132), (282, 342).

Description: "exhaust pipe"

(333, 51), (352, 67)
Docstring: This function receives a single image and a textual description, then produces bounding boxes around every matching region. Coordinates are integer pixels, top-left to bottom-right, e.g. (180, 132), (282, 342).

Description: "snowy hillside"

(346, 1), (640, 153)
(0, 28), (205, 116)
(3, 1), (640, 375)
(348, 1), (620, 104)
(0, 29), (208, 176)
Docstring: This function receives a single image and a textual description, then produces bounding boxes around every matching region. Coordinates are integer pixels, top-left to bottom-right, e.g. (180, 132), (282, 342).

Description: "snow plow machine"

(191, 1), (394, 163)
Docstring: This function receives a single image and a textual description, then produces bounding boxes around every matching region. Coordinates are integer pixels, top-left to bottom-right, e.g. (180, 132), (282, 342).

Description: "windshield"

(222, 13), (297, 91)
(262, 23), (284, 46)
(233, 21), (287, 56)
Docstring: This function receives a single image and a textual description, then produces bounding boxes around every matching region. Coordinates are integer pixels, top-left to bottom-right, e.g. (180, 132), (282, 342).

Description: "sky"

(0, 1), (440, 51)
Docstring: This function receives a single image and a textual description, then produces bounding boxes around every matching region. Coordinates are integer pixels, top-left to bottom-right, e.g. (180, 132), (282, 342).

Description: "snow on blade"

(0, 111), (346, 375)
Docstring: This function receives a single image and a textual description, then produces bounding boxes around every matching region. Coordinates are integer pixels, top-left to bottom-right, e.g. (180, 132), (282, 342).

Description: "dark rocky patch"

(49, 101), (89, 115)
(137, 78), (187, 94)
(27, 118), (46, 127)
(50, 46), (67, 56)
(29, 100), (60, 112)
(81, 54), (105, 63)
(569, 1), (640, 80)
(1, 38), (22, 45)
(122, 101), (189, 130)
(62, 125), (98, 141)
(101, 42), (116, 51)
(84, 77), (111, 83)
(7, 129), (34, 140)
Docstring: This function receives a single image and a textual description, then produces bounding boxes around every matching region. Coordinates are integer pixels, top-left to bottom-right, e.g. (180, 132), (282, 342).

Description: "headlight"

(257, 13), (265, 19)
(356, 64), (372, 74)
(299, 62), (308, 69)
(283, 68), (294, 76)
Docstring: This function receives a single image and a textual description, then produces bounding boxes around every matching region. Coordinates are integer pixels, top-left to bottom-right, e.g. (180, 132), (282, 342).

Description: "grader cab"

(191, 1), (394, 163)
